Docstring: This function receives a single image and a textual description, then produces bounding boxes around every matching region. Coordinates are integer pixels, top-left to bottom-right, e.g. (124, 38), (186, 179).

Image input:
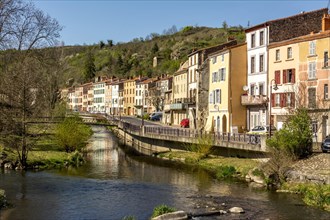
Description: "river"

(0, 126), (329, 220)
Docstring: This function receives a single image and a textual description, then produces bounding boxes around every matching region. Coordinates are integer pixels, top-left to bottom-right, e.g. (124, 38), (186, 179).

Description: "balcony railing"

(241, 95), (268, 106)
(173, 97), (196, 104)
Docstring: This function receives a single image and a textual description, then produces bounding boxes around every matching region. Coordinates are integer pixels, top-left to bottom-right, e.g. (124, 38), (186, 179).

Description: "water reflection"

(0, 126), (329, 220)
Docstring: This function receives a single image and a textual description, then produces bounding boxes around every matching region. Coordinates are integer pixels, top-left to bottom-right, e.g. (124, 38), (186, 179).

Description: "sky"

(32, 0), (330, 46)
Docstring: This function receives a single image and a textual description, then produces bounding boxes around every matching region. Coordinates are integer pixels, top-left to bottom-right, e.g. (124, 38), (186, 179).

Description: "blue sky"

(33, 0), (329, 46)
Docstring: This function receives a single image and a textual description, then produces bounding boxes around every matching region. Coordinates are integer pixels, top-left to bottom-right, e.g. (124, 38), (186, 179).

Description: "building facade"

(206, 43), (247, 133)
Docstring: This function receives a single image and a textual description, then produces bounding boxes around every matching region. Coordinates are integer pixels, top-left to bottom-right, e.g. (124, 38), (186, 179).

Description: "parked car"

(150, 114), (162, 121)
(247, 125), (277, 135)
(180, 118), (189, 128)
(149, 112), (162, 120)
(321, 138), (330, 153)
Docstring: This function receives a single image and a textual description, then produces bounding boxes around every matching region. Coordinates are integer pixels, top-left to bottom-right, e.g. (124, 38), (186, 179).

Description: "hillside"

(61, 25), (246, 85)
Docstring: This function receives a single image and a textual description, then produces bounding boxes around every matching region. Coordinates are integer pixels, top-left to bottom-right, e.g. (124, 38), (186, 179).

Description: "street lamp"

(269, 79), (278, 137)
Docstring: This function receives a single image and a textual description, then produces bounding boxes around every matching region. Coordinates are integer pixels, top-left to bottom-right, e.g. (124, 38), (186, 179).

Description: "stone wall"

(269, 8), (328, 43)
(196, 59), (210, 130)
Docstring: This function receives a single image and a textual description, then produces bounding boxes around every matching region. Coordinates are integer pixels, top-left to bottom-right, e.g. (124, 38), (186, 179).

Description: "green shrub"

(282, 183), (330, 211)
(216, 166), (236, 179)
(303, 184), (330, 210)
(265, 108), (313, 186)
(266, 108), (313, 160)
(142, 113), (149, 120)
(185, 134), (213, 160)
(55, 116), (93, 152)
(151, 204), (176, 218)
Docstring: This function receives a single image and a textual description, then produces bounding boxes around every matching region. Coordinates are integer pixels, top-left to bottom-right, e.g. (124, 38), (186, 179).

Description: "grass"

(151, 204), (176, 218)
(0, 123), (85, 169)
(281, 183), (330, 211)
(159, 151), (259, 179)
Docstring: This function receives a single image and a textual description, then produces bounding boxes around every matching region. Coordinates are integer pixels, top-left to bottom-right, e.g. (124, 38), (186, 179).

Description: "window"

(259, 31), (264, 46)
(251, 34), (255, 48)
(275, 94), (280, 107)
(312, 121), (318, 134)
(221, 54), (224, 62)
(324, 51), (329, 67)
(308, 62), (316, 79)
(275, 49), (280, 61)
(259, 54), (264, 72)
(308, 88), (316, 108)
(325, 84), (329, 100)
(209, 92), (213, 104)
(212, 72), (217, 82)
(309, 41), (316, 55)
(250, 84), (255, 96)
(212, 56), (217, 64)
(287, 47), (292, 59)
(251, 56), (255, 73)
(283, 69), (295, 83)
(275, 70), (281, 84)
(215, 89), (221, 104)
(259, 83), (264, 96)
(220, 68), (226, 81)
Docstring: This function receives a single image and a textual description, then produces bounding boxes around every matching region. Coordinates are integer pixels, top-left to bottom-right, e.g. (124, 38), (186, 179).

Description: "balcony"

(170, 103), (186, 110)
(173, 97), (196, 104)
(241, 95), (268, 106)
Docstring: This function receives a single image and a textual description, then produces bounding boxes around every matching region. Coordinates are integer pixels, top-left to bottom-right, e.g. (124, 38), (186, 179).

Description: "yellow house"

(268, 40), (300, 130)
(171, 61), (188, 126)
(206, 43), (247, 133)
(123, 78), (136, 116)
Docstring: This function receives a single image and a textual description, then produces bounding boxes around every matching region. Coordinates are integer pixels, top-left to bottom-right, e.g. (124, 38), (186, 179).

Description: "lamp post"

(269, 79), (278, 137)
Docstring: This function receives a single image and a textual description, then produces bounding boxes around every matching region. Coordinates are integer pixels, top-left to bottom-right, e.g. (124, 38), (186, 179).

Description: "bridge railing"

(109, 117), (261, 145)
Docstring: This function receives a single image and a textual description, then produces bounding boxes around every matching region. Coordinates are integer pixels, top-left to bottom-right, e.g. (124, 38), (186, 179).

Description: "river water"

(0, 126), (329, 220)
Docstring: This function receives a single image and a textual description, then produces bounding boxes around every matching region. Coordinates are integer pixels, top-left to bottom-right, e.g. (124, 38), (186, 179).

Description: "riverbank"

(157, 150), (330, 211)
(157, 151), (260, 180)
(0, 123), (88, 170)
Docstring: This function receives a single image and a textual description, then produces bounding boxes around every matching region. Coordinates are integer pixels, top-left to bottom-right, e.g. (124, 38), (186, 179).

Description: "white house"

(244, 26), (269, 130)
(93, 80), (106, 113)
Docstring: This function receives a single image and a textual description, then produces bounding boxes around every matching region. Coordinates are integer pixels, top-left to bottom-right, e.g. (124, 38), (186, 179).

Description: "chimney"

(322, 14), (330, 32)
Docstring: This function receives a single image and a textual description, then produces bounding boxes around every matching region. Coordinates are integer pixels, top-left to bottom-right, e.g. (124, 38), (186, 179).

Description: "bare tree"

(0, 0), (62, 168)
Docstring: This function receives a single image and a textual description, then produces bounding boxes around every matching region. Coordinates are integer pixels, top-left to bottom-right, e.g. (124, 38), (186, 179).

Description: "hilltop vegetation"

(61, 25), (245, 85)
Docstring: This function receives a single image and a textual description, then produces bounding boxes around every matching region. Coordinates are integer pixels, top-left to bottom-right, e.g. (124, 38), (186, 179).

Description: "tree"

(151, 43), (159, 55)
(83, 50), (96, 82)
(222, 21), (228, 30)
(55, 116), (92, 152)
(107, 39), (113, 47)
(265, 108), (313, 184)
(0, 0), (62, 168)
(99, 40), (105, 49)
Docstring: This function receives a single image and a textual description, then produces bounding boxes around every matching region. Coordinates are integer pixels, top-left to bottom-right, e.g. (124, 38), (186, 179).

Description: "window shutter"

(223, 68), (226, 81)
(292, 69), (295, 83)
(213, 90), (216, 104)
(209, 93), (213, 103)
(271, 93), (275, 107)
(283, 70), (287, 84)
(275, 71), (280, 84)
(219, 89), (222, 104)
(291, 92), (295, 107)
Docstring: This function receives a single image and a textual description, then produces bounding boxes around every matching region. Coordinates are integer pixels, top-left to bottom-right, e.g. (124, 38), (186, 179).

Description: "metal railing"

(113, 119), (261, 145)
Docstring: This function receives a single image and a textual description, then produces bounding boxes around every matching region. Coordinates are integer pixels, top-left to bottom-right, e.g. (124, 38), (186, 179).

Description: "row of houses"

(62, 8), (330, 143)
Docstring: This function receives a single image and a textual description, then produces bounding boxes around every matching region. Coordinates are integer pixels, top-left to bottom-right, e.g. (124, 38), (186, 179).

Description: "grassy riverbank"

(158, 151), (260, 179)
(157, 150), (330, 212)
(0, 124), (86, 170)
